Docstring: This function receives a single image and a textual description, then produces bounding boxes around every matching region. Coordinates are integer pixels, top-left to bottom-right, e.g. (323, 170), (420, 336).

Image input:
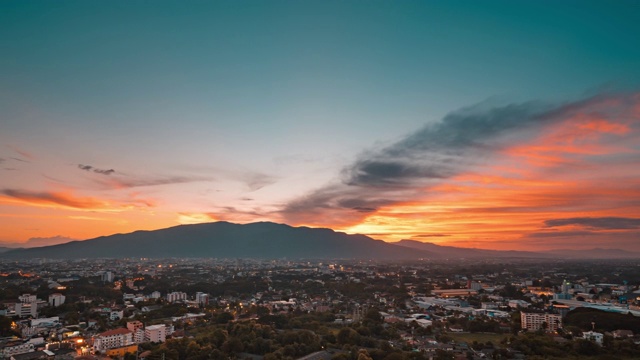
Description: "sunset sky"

(2, 1), (640, 250)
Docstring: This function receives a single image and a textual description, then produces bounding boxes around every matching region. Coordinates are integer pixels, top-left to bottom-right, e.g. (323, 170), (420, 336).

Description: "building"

(18, 294), (37, 303)
(93, 328), (133, 352)
(508, 300), (530, 309)
(432, 289), (478, 298)
(520, 312), (562, 332)
(0, 341), (35, 358)
(101, 271), (114, 283)
(583, 331), (604, 345)
(195, 292), (209, 306)
(110, 310), (124, 321)
(105, 345), (138, 358)
(127, 321), (145, 344)
(166, 292), (187, 303)
(48, 293), (65, 307)
(14, 302), (38, 318)
(144, 324), (166, 343)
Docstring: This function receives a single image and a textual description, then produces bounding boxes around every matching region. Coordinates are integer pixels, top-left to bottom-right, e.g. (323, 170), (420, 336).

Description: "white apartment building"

(93, 328), (133, 352)
(521, 312), (562, 332)
(166, 292), (187, 303)
(48, 293), (65, 307)
(195, 292), (209, 306)
(14, 302), (38, 318)
(144, 324), (166, 343)
(126, 321), (145, 344)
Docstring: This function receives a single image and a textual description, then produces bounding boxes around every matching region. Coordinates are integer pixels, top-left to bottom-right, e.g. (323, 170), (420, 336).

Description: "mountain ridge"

(0, 221), (430, 260)
(2, 222), (638, 260)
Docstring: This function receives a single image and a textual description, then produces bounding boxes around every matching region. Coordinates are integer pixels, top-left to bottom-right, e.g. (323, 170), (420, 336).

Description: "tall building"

(144, 324), (166, 343)
(127, 321), (145, 344)
(166, 292), (187, 303)
(101, 271), (114, 282)
(521, 312), (562, 332)
(15, 302), (38, 318)
(195, 292), (209, 306)
(48, 293), (65, 307)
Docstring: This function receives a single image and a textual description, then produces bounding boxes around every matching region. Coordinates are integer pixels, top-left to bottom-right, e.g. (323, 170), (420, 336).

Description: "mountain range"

(1, 221), (638, 260)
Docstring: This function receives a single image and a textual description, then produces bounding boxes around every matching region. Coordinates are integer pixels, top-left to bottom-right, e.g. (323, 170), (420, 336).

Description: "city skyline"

(2, 1), (640, 250)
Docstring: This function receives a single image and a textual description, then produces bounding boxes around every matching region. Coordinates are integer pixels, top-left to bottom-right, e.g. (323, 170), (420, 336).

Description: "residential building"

(127, 321), (145, 344)
(14, 302), (38, 318)
(195, 292), (209, 306)
(521, 312), (562, 332)
(144, 324), (166, 343)
(93, 328), (133, 352)
(166, 292), (187, 303)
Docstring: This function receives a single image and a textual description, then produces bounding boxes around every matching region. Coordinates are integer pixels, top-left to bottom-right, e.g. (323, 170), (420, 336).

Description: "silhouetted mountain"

(0, 247), (12, 254)
(394, 240), (548, 258)
(0, 222), (431, 260)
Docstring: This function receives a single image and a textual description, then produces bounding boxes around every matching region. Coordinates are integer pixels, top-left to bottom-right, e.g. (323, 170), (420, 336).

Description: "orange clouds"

(307, 92), (640, 250)
(0, 188), (156, 212)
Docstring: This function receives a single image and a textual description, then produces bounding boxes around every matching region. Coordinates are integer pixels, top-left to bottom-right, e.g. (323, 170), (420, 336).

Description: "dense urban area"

(1, 258), (640, 360)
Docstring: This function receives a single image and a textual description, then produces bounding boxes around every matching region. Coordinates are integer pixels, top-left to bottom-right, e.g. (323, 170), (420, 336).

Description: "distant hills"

(394, 240), (640, 259)
(0, 222), (429, 260)
(394, 240), (545, 258)
(1, 222), (638, 260)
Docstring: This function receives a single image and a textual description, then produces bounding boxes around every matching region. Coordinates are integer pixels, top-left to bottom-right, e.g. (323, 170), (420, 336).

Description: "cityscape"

(1, 257), (640, 360)
(2, 1), (640, 360)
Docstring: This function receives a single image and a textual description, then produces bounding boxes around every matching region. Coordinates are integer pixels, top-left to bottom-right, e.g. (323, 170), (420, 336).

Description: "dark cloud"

(103, 175), (209, 188)
(0, 157), (4, 163)
(414, 234), (450, 238)
(281, 98), (559, 224)
(543, 217), (640, 230)
(280, 92), (635, 226)
(78, 164), (115, 175)
(93, 168), (115, 175)
(11, 157), (29, 163)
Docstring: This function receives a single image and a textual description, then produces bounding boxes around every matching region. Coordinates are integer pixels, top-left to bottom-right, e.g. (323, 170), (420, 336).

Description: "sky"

(1, 1), (640, 251)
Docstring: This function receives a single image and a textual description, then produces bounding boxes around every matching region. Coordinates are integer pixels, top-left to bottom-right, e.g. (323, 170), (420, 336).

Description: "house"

(583, 331), (604, 346)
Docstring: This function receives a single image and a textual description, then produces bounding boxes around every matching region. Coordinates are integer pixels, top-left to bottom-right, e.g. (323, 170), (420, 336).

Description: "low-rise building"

(93, 328), (133, 353)
(583, 331), (604, 345)
(144, 324), (166, 343)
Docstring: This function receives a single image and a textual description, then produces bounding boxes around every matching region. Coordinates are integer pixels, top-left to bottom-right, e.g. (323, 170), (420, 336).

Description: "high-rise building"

(521, 312), (562, 332)
(166, 292), (187, 303)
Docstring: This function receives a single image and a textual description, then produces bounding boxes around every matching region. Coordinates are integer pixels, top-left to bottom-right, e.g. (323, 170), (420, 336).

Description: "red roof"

(99, 328), (132, 337)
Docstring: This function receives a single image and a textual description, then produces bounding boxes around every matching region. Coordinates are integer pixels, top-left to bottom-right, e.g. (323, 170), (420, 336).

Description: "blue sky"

(2, 1), (640, 250)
